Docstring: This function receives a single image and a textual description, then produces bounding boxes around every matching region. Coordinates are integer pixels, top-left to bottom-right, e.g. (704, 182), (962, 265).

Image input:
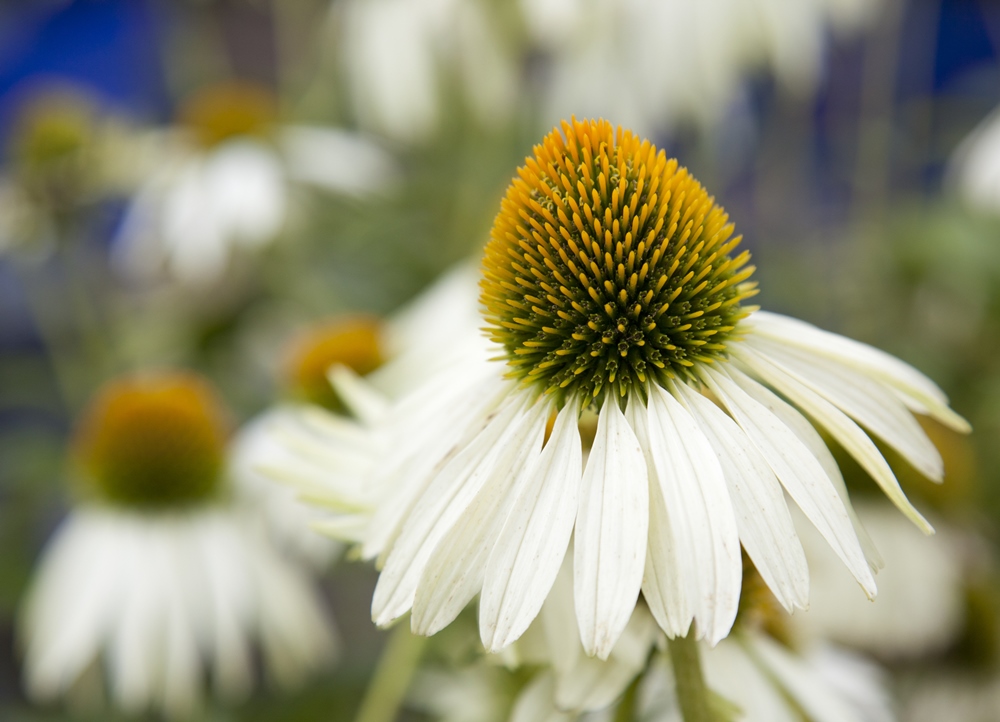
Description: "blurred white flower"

(19, 372), (337, 718)
(639, 635), (895, 722)
(335, 0), (519, 143)
(21, 506), (336, 718)
(229, 408), (344, 569)
(228, 263), (483, 556)
(948, 105), (1000, 214)
(113, 83), (396, 286)
(791, 501), (967, 660)
(523, 0), (884, 135)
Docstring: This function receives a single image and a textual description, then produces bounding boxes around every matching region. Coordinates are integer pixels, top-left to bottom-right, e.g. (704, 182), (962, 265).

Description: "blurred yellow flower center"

(481, 118), (758, 405)
(73, 373), (230, 507)
(179, 81), (277, 147)
(284, 316), (385, 411)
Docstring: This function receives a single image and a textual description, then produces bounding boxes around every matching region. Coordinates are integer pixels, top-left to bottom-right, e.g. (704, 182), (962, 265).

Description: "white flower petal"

(748, 336), (944, 482)
(734, 344), (934, 535)
(727, 365), (883, 572)
(362, 368), (506, 561)
(676, 382), (809, 612)
(748, 633), (867, 722)
(747, 311), (969, 433)
(700, 366), (876, 598)
(23, 514), (123, 699)
(645, 382), (741, 644)
(372, 393), (535, 626)
(480, 402), (583, 652)
(412, 400), (550, 636)
(328, 364), (390, 424)
(574, 398), (649, 659)
(625, 395), (690, 638)
(554, 605), (658, 712)
(704, 639), (798, 722)
(537, 559), (582, 676)
(200, 518), (254, 702)
(110, 523), (167, 713)
(510, 672), (573, 722)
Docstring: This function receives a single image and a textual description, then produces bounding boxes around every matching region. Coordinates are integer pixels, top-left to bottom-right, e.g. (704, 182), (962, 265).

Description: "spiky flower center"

(73, 373), (230, 507)
(283, 316), (384, 411)
(481, 119), (757, 405)
(179, 82), (277, 148)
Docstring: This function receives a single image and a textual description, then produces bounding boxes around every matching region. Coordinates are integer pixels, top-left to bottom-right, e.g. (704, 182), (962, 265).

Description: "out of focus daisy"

(20, 372), (336, 718)
(334, 0), (519, 143)
(231, 265), (482, 564)
(113, 81), (396, 286)
(323, 118), (965, 660)
(523, 0), (883, 134)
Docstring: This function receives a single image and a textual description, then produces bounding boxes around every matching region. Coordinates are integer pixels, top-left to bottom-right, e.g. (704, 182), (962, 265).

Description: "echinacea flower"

(327, 118), (966, 661)
(113, 82), (395, 286)
(20, 373), (336, 719)
(234, 265), (484, 552)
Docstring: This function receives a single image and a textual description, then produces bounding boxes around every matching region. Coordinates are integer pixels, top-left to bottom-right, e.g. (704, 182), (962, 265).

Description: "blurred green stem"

(353, 623), (427, 722)
(668, 632), (712, 722)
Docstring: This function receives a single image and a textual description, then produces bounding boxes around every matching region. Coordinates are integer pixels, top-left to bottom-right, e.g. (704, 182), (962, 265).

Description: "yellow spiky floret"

(481, 118), (758, 405)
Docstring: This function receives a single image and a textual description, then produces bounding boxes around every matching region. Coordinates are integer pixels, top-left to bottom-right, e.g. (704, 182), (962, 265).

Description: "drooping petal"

(574, 398), (649, 659)
(412, 400), (550, 636)
(372, 392), (536, 626)
(625, 395), (691, 638)
(645, 382), (741, 644)
(362, 369), (507, 561)
(23, 513), (124, 699)
(676, 382), (809, 612)
(327, 365), (390, 424)
(746, 311), (969, 433)
(727, 364), (883, 572)
(734, 345), (934, 535)
(748, 336), (944, 482)
(700, 366), (876, 597)
(480, 402), (584, 652)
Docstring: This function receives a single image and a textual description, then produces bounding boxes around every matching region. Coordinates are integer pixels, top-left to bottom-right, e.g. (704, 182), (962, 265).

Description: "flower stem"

(668, 632), (712, 722)
(353, 624), (427, 722)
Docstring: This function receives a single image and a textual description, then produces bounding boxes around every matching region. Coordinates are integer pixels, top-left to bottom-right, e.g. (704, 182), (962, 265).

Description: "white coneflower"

(231, 314), (390, 567)
(113, 81), (395, 286)
(523, 0), (883, 135)
(20, 373), (336, 719)
(343, 118), (966, 660)
(232, 264), (486, 553)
